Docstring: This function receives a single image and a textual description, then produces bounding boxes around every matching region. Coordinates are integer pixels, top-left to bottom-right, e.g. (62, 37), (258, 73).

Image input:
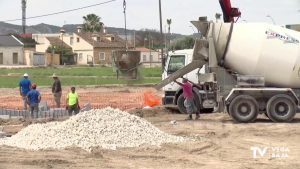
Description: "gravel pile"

(0, 107), (187, 151)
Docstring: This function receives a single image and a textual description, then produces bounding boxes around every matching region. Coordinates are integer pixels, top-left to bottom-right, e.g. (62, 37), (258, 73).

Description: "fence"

(0, 108), (69, 119)
(0, 91), (144, 111)
(0, 90), (146, 120)
(0, 102), (94, 119)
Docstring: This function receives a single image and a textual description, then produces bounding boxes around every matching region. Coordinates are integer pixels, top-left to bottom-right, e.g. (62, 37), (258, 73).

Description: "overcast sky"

(0, 0), (300, 34)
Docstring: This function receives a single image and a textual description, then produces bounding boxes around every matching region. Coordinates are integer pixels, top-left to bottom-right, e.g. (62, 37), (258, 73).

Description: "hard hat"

(23, 73), (28, 77)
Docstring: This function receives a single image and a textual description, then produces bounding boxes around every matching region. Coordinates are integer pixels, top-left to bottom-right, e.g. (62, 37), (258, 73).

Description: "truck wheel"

(229, 95), (259, 123)
(177, 93), (200, 114)
(177, 94), (187, 114)
(266, 94), (296, 122)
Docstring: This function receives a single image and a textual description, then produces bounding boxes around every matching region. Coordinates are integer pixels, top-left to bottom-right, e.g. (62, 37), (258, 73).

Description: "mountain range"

(0, 22), (188, 48)
(0, 22), (133, 35)
(0, 22), (184, 37)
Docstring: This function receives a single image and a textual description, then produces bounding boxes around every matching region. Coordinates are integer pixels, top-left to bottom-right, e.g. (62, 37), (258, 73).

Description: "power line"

(2, 0), (118, 22)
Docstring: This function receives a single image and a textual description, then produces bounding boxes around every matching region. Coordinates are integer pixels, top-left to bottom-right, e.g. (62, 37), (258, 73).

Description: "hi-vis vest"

(67, 92), (78, 106)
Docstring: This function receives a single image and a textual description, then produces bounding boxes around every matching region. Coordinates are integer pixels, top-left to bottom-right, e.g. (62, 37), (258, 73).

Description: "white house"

(33, 33), (64, 53)
(33, 28), (128, 65)
(135, 47), (161, 67)
(0, 35), (24, 65)
(62, 27), (128, 65)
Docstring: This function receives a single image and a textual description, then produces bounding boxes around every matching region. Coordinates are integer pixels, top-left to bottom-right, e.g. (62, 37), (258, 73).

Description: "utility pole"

(123, 0), (128, 50)
(159, 0), (164, 71)
(22, 0), (27, 34)
(149, 34), (152, 68)
(167, 19), (171, 50)
(133, 30), (136, 49)
(144, 37), (147, 48)
(164, 25), (168, 51)
(60, 29), (65, 65)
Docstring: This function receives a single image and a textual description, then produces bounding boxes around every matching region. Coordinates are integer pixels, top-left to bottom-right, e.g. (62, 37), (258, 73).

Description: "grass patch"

(0, 66), (162, 88)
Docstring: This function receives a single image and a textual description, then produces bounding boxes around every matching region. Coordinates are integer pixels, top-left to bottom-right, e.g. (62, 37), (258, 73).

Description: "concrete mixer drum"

(112, 50), (141, 79)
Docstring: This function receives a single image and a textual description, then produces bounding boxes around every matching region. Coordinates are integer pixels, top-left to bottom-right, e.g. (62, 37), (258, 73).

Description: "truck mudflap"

(225, 88), (300, 106)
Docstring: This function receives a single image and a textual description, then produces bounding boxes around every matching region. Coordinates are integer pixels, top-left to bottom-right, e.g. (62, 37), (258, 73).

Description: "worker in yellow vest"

(66, 87), (80, 116)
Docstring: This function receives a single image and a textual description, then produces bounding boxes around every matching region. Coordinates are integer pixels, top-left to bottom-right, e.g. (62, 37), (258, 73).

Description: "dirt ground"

(0, 87), (300, 169)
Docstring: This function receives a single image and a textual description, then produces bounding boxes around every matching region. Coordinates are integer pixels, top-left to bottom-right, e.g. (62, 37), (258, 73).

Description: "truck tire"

(266, 94), (296, 122)
(177, 93), (201, 114)
(177, 94), (187, 114)
(229, 95), (259, 123)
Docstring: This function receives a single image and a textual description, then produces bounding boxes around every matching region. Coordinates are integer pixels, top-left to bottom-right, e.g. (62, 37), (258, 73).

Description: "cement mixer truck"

(156, 17), (300, 123)
(161, 49), (215, 113)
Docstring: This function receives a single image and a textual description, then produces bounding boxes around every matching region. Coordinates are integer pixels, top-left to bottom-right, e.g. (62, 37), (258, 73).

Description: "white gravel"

(0, 107), (187, 151)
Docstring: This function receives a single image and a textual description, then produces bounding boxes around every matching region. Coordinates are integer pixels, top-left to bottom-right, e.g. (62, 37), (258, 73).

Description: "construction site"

(0, 86), (299, 169)
(1, 0), (300, 168)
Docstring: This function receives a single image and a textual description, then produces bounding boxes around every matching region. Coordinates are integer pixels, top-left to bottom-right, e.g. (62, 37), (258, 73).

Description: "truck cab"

(162, 49), (213, 113)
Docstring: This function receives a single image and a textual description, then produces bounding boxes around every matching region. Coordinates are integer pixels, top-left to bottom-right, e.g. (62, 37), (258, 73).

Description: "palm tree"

(167, 19), (172, 34)
(167, 19), (172, 49)
(82, 14), (104, 33)
(215, 13), (222, 21)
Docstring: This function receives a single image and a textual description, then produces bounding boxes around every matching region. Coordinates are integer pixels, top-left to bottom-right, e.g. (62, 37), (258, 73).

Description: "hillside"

(0, 22), (186, 48)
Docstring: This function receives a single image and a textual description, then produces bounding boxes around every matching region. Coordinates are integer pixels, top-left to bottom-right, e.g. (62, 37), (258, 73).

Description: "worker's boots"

(185, 114), (193, 120)
(195, 114), (200, 120)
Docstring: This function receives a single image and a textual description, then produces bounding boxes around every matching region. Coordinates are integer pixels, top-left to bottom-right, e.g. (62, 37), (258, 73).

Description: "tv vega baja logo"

(250, 146), (289, 158)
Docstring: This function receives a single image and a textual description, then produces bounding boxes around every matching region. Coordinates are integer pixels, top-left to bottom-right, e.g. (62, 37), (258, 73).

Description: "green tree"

(166, 19), (172, 48)
(82, 14), (104, 33)
(46, 45), (75, 65)
(46, 45), (73, 55)
(171, 37), (195, 50)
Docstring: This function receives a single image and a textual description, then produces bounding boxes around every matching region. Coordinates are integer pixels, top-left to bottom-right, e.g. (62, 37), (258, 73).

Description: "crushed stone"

(0, 107), (188, 152)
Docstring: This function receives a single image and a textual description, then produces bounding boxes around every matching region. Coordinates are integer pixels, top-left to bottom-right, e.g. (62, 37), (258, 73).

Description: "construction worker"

(26, 83), (41, 118)
(174, 77), (199, 120)
(52, 73), (62, 108)
(66, 87), (80, 116)
(19, 73), (31, 110)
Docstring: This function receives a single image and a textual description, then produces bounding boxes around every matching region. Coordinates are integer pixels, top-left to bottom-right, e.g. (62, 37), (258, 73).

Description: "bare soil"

(0, 87), (300, 169)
